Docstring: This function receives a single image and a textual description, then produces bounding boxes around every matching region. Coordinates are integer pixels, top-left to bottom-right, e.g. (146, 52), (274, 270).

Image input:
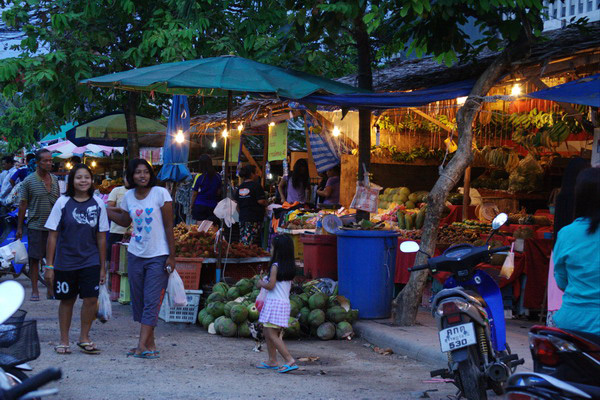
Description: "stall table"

(439, 205), (478, 225)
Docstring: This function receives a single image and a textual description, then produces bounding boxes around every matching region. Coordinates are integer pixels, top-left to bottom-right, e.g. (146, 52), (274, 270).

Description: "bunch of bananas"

(509, 109), (554, 129)
(505, 151), (520, 173)
(485, 147), (509, 169)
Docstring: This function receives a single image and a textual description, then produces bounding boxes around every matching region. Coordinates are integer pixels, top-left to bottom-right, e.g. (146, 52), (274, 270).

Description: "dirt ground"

(9, 276), (499, 400)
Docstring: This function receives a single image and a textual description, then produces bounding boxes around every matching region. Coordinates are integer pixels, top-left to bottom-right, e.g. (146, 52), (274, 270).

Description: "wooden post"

(262, 125), (269, 187)
(462, 166), (471, 221)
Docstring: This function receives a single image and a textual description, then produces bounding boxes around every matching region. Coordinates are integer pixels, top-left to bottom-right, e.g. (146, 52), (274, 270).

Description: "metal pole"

(216, 91), (233, 283)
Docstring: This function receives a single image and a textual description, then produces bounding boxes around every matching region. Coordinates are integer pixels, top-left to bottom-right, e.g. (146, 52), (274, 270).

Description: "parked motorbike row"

(401, 213), (600, 400)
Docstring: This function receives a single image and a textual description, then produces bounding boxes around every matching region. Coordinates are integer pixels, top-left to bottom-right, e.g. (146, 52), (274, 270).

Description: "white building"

(543, 0), (600, 31)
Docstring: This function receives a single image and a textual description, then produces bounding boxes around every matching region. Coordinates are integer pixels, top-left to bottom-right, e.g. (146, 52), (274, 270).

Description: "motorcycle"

(401, 213), (524, 400)
(0, 281), (61, 400)
(504, 372), (599, 400)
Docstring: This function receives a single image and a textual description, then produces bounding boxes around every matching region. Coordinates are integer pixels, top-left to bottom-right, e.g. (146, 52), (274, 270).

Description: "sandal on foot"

(30, 294), (40, 302)
(256, 362), (278, 370)
(54, 345), (71, 354)
(278, 364), (298, 373)
(126, 348), (138, 356)
(77, 342), (101, 355)
(133, 351), (159, 359)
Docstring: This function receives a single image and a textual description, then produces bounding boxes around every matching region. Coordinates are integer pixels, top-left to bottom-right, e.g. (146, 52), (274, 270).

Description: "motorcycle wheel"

(457, 346), (488, 400)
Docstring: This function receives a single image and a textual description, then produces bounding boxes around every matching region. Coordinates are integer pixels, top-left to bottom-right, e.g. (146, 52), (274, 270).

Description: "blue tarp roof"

(291, 79), (475, 110)
(526, 74), (600, 107)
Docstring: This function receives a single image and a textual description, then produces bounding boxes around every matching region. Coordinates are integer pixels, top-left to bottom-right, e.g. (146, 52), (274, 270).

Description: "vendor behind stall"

(235, 164), (267, 246)
(316, 165), (340, 206)
(190, 154), (221, 224)
(278, 158), (310, 204)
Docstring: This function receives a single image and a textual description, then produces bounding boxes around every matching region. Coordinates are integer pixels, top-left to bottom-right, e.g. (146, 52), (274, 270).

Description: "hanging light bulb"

(212, 138), (217, 148)
(268, 122), (275, 127)
(456, 96), (467, 105)
(332, 126), (341, 137)
(511, 83), (522, 97)
(65, 162), (72, 170)
(175, 129), (185, 144)
(91, 160), (97, 168)
(222, 128), (228, 138)
(237, 123), (244, 131)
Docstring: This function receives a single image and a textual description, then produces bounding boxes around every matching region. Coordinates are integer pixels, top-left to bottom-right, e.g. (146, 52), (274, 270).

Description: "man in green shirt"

(16, 148), (60, 301)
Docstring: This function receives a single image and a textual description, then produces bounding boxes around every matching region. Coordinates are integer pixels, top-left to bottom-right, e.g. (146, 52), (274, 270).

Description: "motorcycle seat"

(432, 288), (487, 309)
(563, 329), (600, 350)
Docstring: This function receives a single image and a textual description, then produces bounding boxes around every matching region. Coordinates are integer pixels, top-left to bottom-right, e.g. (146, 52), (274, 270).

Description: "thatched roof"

(337, 22), (600, 92)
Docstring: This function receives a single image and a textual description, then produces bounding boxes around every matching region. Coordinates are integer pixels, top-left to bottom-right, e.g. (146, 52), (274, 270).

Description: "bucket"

(301, 234), (337, 279)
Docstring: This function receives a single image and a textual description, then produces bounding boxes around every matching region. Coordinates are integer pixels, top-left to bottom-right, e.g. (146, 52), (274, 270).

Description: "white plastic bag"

(97, 283), (112, 323)
(8, 240), (28, 264)
(213, 198), (239, 228)
(500, 242), (515, 279)
(255, 287), (267, 312)
(350, 163), (382, 213)
(167, 270), (188, 307)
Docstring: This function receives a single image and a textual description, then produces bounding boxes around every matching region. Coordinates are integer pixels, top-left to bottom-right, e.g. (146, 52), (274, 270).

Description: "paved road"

(8, 277), (501, 399)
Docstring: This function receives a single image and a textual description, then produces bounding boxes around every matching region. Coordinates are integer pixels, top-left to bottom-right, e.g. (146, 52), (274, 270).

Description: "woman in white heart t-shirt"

(107, 159), (176, 360)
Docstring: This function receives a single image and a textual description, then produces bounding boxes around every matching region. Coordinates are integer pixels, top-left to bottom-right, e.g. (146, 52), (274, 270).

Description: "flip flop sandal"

(77, 342), (101, 355)
(30, 294), (40, 302)
(126, 348), (138, 357)
(133, 351), (159, 359)
(278, 364), (298, 373)
(54, 345), (71, 354)
(256, 362), (279, 370)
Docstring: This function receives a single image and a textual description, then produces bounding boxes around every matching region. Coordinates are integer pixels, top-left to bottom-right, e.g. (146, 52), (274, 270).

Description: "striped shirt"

(20, 172), (60, 231)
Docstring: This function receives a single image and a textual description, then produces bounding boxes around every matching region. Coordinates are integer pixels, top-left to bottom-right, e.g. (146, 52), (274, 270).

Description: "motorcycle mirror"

(400, 241), (420, 253)
(0, 280), (25, 324)
(492, 213), (508, 230)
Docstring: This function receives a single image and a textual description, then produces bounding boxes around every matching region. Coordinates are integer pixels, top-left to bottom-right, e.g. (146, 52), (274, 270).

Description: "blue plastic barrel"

(336, 230), (398, 319)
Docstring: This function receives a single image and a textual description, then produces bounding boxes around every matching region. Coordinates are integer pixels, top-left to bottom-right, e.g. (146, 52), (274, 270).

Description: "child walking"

(256, 234), (297, 373)
(45, 163), (109, 355)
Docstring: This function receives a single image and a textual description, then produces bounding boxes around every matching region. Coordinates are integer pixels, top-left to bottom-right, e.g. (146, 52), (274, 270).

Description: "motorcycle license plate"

(439, 323), (477, 352)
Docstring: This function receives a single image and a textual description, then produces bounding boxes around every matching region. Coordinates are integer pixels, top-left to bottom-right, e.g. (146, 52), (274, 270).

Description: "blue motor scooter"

(401, 213), (524, 400)
(0, 208), (37, 282)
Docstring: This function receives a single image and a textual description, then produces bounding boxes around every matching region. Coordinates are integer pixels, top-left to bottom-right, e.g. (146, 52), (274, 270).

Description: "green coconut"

(220, 318), (237, 337)
(290, 294), (302, 305)
(308, 292), (328, 310)
(237, 322), (251, 338)
(214, 316), (226, 333)
(207, 292), (225, 304)
(284, 317), (301, 339)
(227, 287), (241, 300)
(206, 301), (225, 318)
(247, 290), (259, 302)
(308, 309), (326, 327)
(317, 322), (336, 340)
(327, 296), (339, 308)
(336, 321), (354, 339)
(197, 308), (208, 324)
(247, 304), (259, 322)
(348, 309), (359, 324)
(230, 304), (249, 324)
(326, 306), (348, 323)
(298, 307), (310, 326)
(212, 282), (229, 297)
(224, 301), (238, 317)
(289, 300), (301, 318)
(201, 314), (215, 330)
(235, 279), (254, 295)
(298, 293), (309, 306)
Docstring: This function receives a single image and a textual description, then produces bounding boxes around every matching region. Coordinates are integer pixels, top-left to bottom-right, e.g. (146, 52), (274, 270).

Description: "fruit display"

(451, 220), (492, 232)
(446, 192), (463, 205)
(174, 223), (269, 259)
(508, 154), (544, 193)
(507, 213), (551, 226)
(197, 278), (358, 341)
(378, 187), (428, 211)
(471, 170), (509, 191)
(284, 218), (316, 230)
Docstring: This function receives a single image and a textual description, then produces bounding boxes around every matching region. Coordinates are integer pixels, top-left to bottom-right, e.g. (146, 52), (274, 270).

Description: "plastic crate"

(109, 273), (120, 301)
(175, 258), (203, 290)
(118, 275), (130, 304)
(109, 243), (121, 273)
(118, 244), (128, 274)
(158, 290), (203, 323)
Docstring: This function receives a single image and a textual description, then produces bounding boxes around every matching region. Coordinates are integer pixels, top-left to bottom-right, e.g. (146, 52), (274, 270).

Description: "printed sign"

(268, 123), (288, 161)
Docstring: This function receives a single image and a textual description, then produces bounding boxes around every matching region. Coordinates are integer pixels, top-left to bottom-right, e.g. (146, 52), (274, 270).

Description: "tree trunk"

(123, 91), (140, 158)
(354, 13), (372, 222)
(392, 44), (527, 326)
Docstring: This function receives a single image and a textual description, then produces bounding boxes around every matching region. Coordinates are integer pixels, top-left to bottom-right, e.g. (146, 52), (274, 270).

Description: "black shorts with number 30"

(54, 266), (101, 300)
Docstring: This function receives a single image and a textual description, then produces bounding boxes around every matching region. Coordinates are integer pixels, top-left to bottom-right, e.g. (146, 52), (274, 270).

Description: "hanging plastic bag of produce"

(167, 270), (188, 307)
(214, 198), (239, 228)
(97, 283), (112, 323)
(350, 163), (382, 214)
(255, 285), (268, 312)
(8, 239), (28, 264)
(500, 242), (515, 279)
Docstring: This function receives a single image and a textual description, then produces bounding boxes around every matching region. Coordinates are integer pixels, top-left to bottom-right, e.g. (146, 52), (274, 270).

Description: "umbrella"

(157, 95), (191, 182)
(66, 112), (166, 147)
(82, 55), (365, 192)
(39, 122), (77, 144)
(46, 140), (124, 159)
(80, 55), (364, 99)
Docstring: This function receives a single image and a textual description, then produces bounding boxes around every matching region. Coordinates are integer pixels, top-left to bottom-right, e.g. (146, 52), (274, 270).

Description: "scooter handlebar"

(408, 264), (429, 272)
(1, 368), (62, 400)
